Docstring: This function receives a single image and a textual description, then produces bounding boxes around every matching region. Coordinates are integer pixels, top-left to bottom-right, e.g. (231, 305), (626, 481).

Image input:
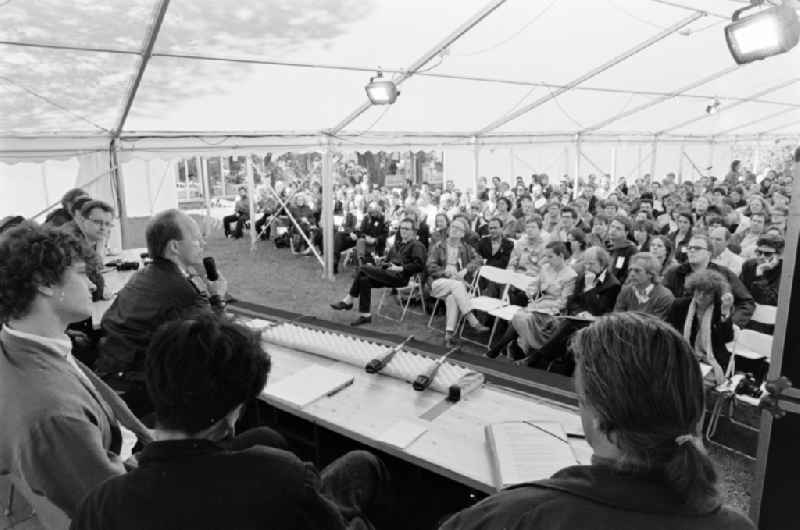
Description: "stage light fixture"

(725, 0), (800, 65)
(365, 72), (399, 105)
(706, 98), (721, 115)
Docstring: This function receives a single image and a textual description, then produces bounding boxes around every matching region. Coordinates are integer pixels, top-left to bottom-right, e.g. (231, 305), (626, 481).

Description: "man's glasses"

(89, 219), (114, 229)
(755, 249), (776, 257)
(686, 245), (707, 252)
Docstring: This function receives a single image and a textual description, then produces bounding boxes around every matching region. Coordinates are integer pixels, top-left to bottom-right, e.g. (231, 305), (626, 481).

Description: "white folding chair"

(376, 273), (424, 322)
(481, 271), (536, 352)
(751, 304), (777, 326)
(705, 327), (772, 458)
(457, 266), (516, 348)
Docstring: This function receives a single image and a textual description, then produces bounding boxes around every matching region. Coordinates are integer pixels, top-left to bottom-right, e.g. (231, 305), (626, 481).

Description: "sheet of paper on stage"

(378, 420), (428, 449)
(486, 421), (578, 491)
(262, 365), (354, 409)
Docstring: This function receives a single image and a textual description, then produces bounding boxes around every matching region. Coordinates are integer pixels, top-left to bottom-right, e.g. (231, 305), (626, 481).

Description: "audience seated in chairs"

(607, 215), (638, 284)
(96, 209), (228, 418)
(253, 195), (279, 240)
(223, 186), (251, 239)
(485, 241), (577, 361)
(331, 217), (426, 327)
(517, 246), (621, 375)
(333, 201), (387, 273)
(425, 217), (489, 347)
(440, 313), (756, 530)
(0, 223), (152, 521)
(71, 313), (390, 530)
(614, 252), (675, 319)
(287, 193), (318, 255)
(663, 234), (755, 328)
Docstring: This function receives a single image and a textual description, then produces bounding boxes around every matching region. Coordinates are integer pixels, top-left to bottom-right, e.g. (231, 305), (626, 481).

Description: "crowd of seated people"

(233, 157), (795, 383)
(1, 154), (788, 529)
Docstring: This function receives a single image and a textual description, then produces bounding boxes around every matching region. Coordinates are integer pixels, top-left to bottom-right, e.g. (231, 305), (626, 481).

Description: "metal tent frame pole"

(328, 0), (510, 135)
(473, 136), (481, 192)
(322, 137), (335, 280)
(245, 154), (258, 252)
(475, 12), (704, 135)
(658, 78), (800, 135)
(582, 65), (739, 134)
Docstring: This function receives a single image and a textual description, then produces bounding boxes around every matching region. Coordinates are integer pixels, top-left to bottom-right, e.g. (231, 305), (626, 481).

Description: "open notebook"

(262, 365), (355, 409)
(486, 421), (579, 491)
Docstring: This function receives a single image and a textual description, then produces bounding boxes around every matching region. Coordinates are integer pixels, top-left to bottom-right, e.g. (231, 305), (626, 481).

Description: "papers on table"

(240, 318), (275, 331)
(378, 420), (428, 449)
(262, 365), (354, 409)
(486, 421), (579, 491)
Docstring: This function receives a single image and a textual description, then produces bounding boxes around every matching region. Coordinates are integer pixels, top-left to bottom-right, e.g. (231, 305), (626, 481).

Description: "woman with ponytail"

(440, 312), (754, 530)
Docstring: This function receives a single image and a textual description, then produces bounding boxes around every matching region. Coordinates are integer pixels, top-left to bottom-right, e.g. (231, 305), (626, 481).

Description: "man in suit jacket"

(0, 223), (151, 521)
(96, 209), (228, 417)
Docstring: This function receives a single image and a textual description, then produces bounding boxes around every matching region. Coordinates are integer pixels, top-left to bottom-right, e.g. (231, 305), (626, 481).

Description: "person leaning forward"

(331, 217), (426, 327)
(96, 209), (228, 418)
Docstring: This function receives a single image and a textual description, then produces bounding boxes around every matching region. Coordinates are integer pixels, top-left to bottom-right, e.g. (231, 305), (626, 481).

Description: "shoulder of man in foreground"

(70, 443), (346, 530)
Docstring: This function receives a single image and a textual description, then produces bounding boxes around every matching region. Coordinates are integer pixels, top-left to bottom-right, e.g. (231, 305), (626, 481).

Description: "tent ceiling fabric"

(0, 0), (798, 152)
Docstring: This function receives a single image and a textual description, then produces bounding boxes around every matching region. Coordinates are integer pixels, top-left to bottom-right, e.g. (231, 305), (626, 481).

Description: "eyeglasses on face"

(89, 219), (114, 228)
(755, 249), (776, 257)
(686, 245), (707, 252)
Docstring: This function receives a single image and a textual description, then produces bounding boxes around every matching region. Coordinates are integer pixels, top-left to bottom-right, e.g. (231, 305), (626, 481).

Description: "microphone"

(203, 257), (219, 281)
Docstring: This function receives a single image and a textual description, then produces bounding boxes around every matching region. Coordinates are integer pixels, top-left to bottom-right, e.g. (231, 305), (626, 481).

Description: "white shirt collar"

(3, 325), (72, 359)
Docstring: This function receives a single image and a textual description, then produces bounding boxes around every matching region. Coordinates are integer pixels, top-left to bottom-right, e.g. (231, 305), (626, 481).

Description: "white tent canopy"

(1, 0), (799, 262)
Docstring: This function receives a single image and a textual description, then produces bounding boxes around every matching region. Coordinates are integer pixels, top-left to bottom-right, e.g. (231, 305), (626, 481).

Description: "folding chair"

(705, 327), (772, 458)
(483, 271), (536, 352)
(752, 304), (777, 326)
(457, 266), (516, 348)
(376, 274), (424, 322)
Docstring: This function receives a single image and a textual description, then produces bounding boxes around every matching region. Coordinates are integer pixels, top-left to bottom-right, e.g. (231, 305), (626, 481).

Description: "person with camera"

(440, 313), (755, 530)
(330, 217), (426, 327)
(96, 209), (228, 418)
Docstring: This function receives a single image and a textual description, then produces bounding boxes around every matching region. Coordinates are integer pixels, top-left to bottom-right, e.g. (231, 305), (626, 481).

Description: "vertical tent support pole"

(322, 137), (335, 280)
(708, 140), (715, 177)
(218, 156), (224, 200)
(245, 154), (257, 252)
(610, 145), (617, 183)
(41, 164), (50, 207)
(110, 140), (128, 249)
(650, 137), (659, 180)
(753, 135), (762, 174)
(574, 134), (582, 197)
(472, 136), (480, 192)
(678, 143), (686, 184)
(201, 157), (212, 236)
(563, 145), (569, 181)
(509, 147), (515, 182)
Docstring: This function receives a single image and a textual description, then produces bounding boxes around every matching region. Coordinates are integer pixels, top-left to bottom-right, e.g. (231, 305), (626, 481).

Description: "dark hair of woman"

(545, 240), (569, 258)
(570, 312), (719, 512)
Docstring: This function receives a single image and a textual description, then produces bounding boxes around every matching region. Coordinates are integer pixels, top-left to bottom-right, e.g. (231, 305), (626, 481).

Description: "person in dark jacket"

(476, 217), (514, 269)
(607, 215), (638, 284)
(97, 210), (227, 417)
(663, 234), (754, 328)
(71, 314), (389, 530)
(331, 217), (426, 327)
(440, 312), (755, 530)
(739, 233), (784, 334)
(355, 201), (389, 261)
